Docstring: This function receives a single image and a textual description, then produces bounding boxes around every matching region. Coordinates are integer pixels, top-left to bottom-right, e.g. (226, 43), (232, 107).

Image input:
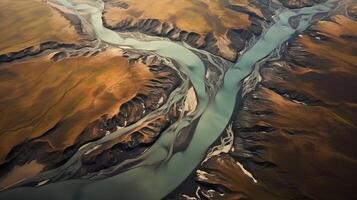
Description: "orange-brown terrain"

(0, 0), (91, 56)
(2, 0), (355, 199)
(0, 0), (181, 190)
(194, 1), (357, 200)
(102, 0), (325, 62)
(102, 0), (272, 61)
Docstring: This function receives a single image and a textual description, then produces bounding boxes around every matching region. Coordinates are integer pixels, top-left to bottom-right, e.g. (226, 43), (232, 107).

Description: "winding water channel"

(0, 0), (339, 199)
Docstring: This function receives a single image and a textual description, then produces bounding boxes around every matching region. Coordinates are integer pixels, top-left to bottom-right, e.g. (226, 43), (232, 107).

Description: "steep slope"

(192, 1), (357, 199)
(0, 0), (182, 190)
(102, 0), (273, 61)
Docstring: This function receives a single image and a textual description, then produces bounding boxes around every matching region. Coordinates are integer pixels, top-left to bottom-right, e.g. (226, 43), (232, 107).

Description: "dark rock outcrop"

(279, 0), (326, 9)
(102, 0), (275, 61)
(0, 41), (97, 63)
(189, 2), (357, 200)
(0, 52), (182, 186)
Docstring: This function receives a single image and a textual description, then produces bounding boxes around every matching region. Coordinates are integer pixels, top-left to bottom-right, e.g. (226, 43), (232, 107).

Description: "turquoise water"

(0, 0), (338, 199)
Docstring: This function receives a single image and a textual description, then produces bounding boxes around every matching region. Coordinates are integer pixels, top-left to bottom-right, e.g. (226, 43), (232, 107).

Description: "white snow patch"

(37, 179), (49, 187)
(158, 97), (164, 105)
(236, 161), (258, 183)
(84, 144), (101, 155)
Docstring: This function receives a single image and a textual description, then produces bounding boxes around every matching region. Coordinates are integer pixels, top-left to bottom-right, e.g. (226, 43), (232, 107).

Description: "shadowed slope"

(193, 2), (357, 199)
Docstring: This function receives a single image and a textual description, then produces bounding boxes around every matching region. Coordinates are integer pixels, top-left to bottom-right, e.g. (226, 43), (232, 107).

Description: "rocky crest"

(279, 0), (326, 9)
(188, 2), (357, 200)
(0, 48), (182, 189)
(102, 0), (275, 61)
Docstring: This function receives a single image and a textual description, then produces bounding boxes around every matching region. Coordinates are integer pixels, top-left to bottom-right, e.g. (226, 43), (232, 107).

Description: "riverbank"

(190, 1), (357, 199)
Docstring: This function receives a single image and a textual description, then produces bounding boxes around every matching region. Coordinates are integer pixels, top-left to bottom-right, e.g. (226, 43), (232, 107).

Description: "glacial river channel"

(0, 0), (338, 199)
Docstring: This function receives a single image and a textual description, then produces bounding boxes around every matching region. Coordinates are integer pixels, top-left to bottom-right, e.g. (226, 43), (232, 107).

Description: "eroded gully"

(0, 0), (339, 199)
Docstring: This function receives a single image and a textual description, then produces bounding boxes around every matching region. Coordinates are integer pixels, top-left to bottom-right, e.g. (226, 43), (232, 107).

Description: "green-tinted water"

(0, 0), (338, 199)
